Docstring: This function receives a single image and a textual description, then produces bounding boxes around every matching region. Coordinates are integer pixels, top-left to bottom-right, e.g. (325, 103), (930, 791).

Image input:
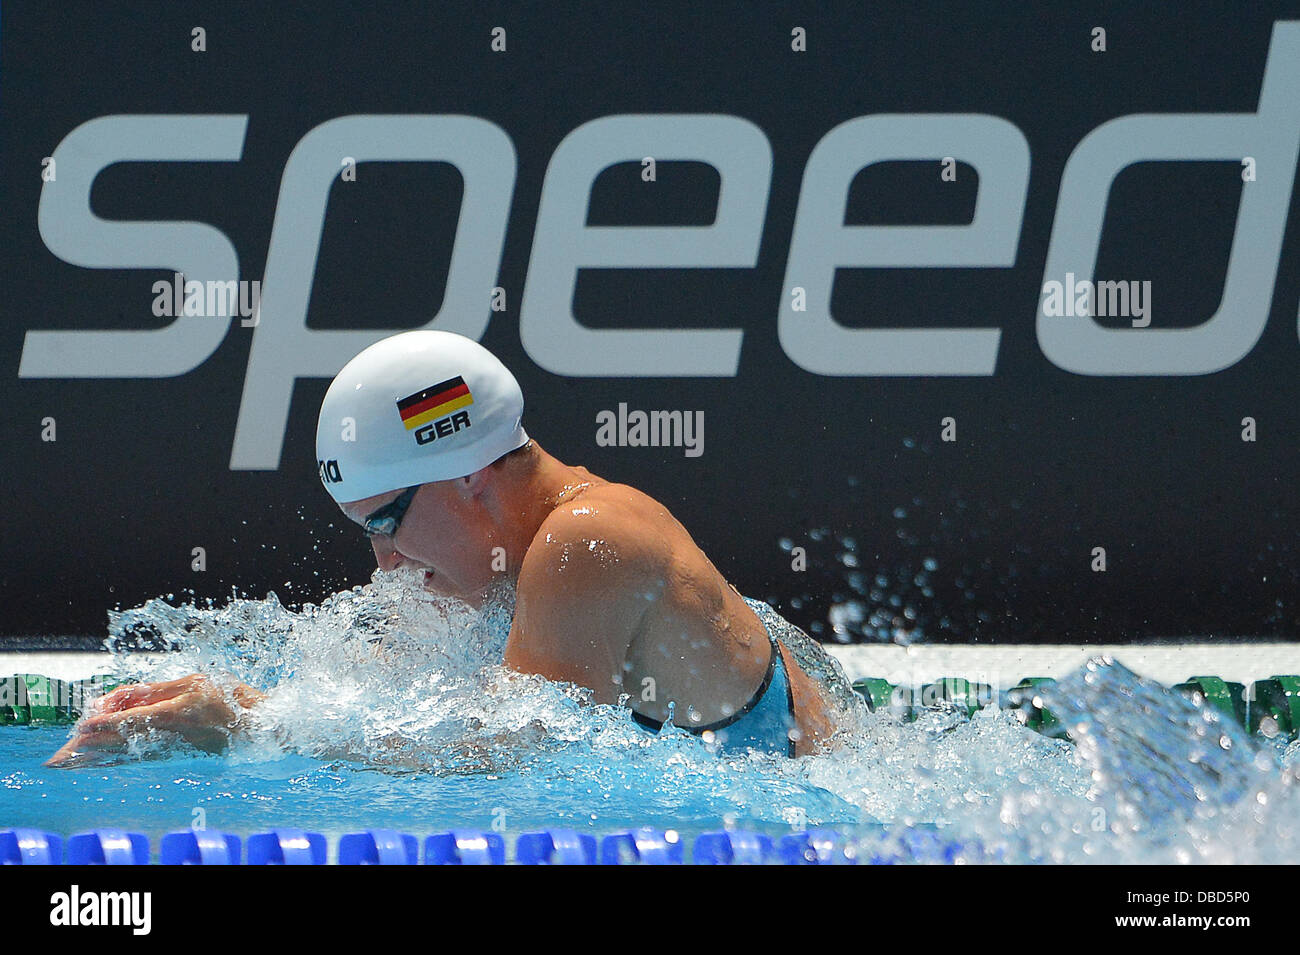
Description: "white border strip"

(0, 653), (122, 682)
(4, 646), (1300, 690)
(826, 643), (1300, 686)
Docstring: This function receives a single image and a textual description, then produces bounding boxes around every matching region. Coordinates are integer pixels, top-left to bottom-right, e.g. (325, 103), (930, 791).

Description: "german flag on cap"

(396, 376), (473, 430)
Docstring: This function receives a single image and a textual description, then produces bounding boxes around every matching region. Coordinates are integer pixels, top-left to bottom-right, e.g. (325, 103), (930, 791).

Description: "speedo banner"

(3, 1), (1300, 643)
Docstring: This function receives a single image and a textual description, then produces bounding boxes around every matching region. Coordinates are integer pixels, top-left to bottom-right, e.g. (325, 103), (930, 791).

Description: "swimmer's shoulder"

(511, 480), (691, 628)
(518, 478), (743, 624)
(517, 468), (745, 618)
(506, 482), (671, 688)
(520, 480), (673, 587)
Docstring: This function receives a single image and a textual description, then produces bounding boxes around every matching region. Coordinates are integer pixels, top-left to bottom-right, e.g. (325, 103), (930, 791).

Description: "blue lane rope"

(0, 826), (976, 865)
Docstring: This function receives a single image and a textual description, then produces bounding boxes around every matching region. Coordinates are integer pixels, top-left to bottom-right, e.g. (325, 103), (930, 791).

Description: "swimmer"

(47, 332), (856, 767)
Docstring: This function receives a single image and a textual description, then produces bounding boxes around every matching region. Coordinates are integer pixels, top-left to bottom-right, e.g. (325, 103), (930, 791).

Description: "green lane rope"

(852, 673), (1300, 742)
(0, 670), (1296, 744)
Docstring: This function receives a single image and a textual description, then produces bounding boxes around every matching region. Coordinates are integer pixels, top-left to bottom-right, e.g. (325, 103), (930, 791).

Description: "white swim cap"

(315, 330), (529, 503)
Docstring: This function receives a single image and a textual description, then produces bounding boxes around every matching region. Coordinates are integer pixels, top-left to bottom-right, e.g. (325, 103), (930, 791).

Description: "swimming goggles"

(362, 485), (421, 538)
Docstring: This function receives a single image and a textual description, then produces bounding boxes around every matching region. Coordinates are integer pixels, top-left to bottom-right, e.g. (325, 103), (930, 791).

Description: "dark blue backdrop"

(3, 1), (1300, 644)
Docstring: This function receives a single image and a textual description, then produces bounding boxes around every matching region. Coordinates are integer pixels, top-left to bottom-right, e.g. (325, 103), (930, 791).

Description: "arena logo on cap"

(397, 376), (474, 446)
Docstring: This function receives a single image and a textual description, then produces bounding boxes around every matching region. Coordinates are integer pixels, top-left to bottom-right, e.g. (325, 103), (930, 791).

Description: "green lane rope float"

(1172, 676), (1247, 728)
(0, 674), (122, 726)
(1242, 675), (1300, 738)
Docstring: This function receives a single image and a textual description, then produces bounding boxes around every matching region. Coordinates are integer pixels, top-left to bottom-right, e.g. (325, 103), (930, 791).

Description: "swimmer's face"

(339, 479), (495, 607)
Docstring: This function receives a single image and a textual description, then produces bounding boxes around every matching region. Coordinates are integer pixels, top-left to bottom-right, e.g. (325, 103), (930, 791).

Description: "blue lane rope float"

(599, 828), (686, 865)
(338, 829), (420, 865)
(693, 830), (775, 865)
(65, 829), (151, 866)
(160, 831), (241, 866)
(778, 828), (857, 865)
(424, 831), (507, 865)
(0, 829), (62, 866)
(0, 827), (979, 865)
(515, 830), (598, 865)
(246, 830), (328, 866)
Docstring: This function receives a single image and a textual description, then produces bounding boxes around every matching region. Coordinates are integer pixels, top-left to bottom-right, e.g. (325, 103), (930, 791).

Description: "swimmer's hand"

(44, 674), (265, 768)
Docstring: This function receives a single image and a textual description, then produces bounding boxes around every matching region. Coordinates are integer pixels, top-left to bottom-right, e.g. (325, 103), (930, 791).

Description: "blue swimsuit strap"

(629, 637), (798, 757)
(720, 642), (797, 758)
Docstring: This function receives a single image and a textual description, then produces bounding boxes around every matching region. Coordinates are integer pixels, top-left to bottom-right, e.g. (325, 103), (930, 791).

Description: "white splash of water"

(92, 574), (1300, 859)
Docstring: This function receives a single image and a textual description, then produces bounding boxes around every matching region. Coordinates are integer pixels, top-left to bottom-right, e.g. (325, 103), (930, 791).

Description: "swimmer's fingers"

(46, 676), (262, 768)
(46, 678), (251, 766)
(88, 683), (146, 712)
(93, 674), (212, 713)
(43, 692), (183, 766)
(77, 689), (236, 755)
(46, 700), (209, 768)
(77, 698), (182, 735)
(44, 729), (128, 768)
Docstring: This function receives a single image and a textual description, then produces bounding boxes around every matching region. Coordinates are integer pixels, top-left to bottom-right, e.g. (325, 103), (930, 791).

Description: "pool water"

(3, 571), (1299, 862)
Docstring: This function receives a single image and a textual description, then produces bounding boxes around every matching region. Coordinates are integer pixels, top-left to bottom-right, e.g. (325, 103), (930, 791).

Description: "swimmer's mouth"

(423, 570), (435, 588)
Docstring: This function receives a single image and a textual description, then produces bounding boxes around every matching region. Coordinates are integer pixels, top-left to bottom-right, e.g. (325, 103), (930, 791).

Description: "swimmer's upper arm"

(504, 505), (661, 704)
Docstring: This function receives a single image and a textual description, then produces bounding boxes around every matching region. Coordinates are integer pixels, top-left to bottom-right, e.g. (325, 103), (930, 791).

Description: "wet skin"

(47, 442), (836, 765)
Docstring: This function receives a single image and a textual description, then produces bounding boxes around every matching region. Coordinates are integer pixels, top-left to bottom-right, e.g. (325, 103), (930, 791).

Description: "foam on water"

(46, 571), (1300, 860)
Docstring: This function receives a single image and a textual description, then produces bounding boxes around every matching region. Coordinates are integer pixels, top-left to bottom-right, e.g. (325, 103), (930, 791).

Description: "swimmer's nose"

(371, 539), (405, 572)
